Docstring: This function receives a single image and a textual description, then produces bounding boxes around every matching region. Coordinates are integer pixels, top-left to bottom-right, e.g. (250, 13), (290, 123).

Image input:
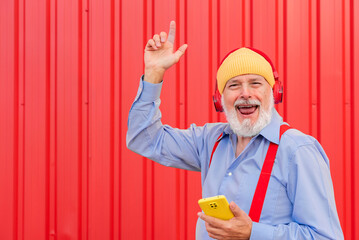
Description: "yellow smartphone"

(198, 195), (234, 220)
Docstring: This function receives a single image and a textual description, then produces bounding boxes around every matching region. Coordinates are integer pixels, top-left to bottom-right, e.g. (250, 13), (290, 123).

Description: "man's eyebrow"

(228, 78), (241, 83)
(248, 77), (265, 81)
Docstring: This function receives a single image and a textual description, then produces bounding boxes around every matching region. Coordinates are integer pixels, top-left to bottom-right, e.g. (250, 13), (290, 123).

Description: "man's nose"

(240, 85), (252, 99)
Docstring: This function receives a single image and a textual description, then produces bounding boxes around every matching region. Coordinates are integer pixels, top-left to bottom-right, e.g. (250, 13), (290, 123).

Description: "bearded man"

(126, 21), (344, 240)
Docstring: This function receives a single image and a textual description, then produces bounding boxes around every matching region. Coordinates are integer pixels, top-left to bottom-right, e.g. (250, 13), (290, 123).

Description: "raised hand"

(144, 21), (188, 83)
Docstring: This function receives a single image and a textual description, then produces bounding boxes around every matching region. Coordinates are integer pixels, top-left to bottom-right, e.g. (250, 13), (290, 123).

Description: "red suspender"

(208, 133), (223, 169)
(209, 124), (291, 222)
(248, 124), (291, 221)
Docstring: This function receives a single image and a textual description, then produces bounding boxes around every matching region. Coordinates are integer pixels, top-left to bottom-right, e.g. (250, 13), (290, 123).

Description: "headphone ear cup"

(213, 89), (224, 112)
(273, 80), (283, 104)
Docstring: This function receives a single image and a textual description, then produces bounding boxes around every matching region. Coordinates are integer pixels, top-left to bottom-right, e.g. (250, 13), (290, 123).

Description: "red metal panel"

(0, 1), (15, 239)
(342, 0), (354, 238)
(1, 0), (358, 239)
(23, 0), (49, 239)
(178, 1), (193, 238)
(218, 0), (243, 68)
(285, 0), (311, 132)
(151, 3), (178, 239)
(113, 0), (121, 239)
(120, 0), (145, 238)
(252, 0), (278, 56)
(319, 0), (345, 224)
(55, 0), (82, 239)
(352, 2), (359, 240)
(186, 0), (213, 238)
(88, 0), (113, 238)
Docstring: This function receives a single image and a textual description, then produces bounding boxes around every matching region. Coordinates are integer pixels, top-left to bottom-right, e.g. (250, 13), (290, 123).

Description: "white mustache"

(234, 99), (261, 107)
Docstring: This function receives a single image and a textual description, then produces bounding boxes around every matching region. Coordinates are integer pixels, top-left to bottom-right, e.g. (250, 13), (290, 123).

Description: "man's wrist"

(144, 68), (165, 84)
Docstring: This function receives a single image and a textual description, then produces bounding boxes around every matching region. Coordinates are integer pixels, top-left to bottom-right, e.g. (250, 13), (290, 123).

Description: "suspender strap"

(248, 124), (291, 221)
(208, 133), (223, 169)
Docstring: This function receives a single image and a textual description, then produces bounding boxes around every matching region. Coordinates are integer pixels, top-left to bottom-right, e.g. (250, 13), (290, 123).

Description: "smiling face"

(222, 74), (274, 137)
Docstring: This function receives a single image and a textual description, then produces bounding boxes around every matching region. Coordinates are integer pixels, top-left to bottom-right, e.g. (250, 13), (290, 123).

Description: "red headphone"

(213, 47), (283, 112)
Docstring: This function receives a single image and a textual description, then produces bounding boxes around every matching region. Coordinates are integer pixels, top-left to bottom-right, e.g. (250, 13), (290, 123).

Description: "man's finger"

(160, 31), (167, 43)
(229, 201), (245, 218)
(198, 212), (225, 228)
(146, 39), (157, 50)
(167, 21), (176, 44)
(153, 34), (161, 47)
(174, 44), (188, 62)
(205, 223), (223, 240)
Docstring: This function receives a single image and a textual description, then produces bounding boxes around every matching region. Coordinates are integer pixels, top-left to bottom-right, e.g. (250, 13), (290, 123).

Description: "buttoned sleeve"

(250, 134), (344, 240)
(127, 76), (218, 171)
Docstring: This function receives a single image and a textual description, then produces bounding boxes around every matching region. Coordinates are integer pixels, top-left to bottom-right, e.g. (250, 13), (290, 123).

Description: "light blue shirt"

(126, 77), (344, 240)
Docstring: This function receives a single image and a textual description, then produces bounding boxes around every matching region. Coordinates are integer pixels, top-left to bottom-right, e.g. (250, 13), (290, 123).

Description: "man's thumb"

(229, 201), (243, 217)
(174, 44), (188, 61)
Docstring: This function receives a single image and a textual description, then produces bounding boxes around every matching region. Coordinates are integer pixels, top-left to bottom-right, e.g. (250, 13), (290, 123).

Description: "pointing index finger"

(167, 21), (176, 44)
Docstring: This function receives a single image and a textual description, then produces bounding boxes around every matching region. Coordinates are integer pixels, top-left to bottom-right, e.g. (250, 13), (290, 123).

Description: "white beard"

(222, 91), (274, 137)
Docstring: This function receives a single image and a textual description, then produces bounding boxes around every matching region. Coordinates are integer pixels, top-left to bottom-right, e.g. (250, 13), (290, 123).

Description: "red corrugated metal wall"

(0, 0), (358, 239)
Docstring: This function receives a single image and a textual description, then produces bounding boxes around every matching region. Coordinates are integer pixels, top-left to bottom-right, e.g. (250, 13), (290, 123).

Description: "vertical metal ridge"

(143, 0), (155, 239)
(308, 0), (313, 135)
(151, 160), (155, 240)
(341, 0), (347, 235)
(118, 0), (122, 237)
(109, 0), (115, 239)
(78, 0), (83, 238)
(274, 0), (279, 66)
(216, 0), (220, 122)
(316, 0), (321, 142)
(175, 0), (181, 238)
(183, 0), (188, 237)
(184, 0), (188, 129)
(45, 0), (51, 238)
(21, 0), (26, 238)
(150, 2), (155, 239)
(282, 0), (287, 121)
(142, 0), (148, 238)
(274, 0), (279, 115)
(14, 0), (19, 239)
(242, 0), (245, 46)
(208, 0), (213, 123)
(175, 167), (180, 240)
(175, 0), (180, 126)
(249, 0), (253, 47)
(349, 0), (355, 238)
(53, 0), (58, 238)
(86, 0), (90, 238)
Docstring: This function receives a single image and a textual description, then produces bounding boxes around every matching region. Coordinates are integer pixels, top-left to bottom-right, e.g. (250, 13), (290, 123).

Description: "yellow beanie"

(216, 47), (275, 94)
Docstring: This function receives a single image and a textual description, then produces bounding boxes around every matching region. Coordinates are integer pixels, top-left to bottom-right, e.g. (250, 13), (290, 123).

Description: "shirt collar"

(221, 108), (284, 144)
(258, 108), (283, 144)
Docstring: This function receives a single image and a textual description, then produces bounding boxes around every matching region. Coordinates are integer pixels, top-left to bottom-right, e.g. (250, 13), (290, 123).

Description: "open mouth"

(236, 105), (259, 115)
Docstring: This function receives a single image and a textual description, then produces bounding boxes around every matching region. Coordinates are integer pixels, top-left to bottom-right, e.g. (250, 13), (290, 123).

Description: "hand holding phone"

(198, 195), (234, 220)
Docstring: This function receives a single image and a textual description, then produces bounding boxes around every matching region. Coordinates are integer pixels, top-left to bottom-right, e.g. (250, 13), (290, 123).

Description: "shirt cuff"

(249, 222), (275, 240)
(139, 75), (163, 102)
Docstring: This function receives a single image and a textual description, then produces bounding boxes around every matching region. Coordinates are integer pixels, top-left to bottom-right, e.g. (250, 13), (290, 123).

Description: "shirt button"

(228, 172), (232, 176)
